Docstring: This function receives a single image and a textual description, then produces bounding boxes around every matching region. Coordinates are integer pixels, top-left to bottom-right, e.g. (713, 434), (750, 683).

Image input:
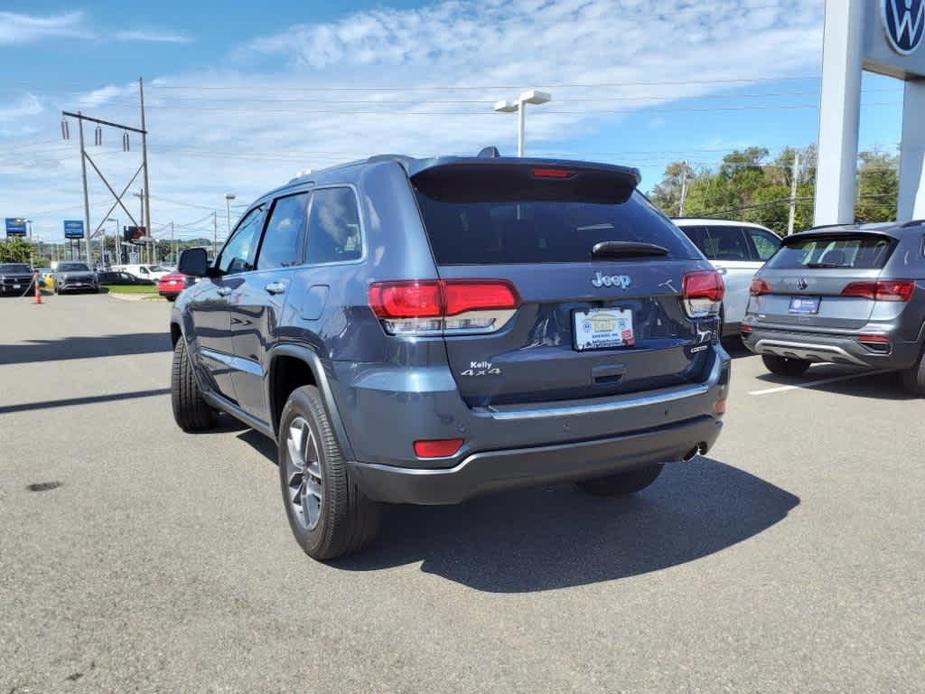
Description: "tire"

(576, 463), (664, 497)
(762, 354), (811, 377)
(901, 346), (925, 396)
(278, 386), (380, 560)
(170, 339), (215, 432)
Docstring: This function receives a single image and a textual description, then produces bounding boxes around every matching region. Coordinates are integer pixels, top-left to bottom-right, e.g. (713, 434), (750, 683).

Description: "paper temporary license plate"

(789, 296), (820, 314)
(574, 308), (634, 351)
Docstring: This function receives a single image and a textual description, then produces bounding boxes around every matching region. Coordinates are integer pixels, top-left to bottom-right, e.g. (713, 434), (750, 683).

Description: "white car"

(113, 264), (171, 281)
(672, 219), (781, 336)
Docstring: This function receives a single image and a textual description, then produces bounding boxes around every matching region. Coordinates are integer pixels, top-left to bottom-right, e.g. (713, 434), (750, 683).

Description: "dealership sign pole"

(816, 0), (925, 225)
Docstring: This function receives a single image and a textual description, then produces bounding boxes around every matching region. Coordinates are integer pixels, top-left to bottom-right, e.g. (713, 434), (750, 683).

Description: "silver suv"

(743, 221), (925, 394)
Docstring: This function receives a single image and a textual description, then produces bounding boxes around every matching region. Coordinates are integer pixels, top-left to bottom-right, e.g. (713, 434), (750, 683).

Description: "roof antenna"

(477, 146), (500, 158)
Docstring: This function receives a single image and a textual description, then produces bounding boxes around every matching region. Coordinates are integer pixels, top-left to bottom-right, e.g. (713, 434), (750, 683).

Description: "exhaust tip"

(682, 443), (708, 462)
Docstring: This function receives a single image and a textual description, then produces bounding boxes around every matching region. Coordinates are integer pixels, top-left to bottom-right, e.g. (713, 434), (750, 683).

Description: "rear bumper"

(349, 414), (722, 505)
(743, 327), (920, 370)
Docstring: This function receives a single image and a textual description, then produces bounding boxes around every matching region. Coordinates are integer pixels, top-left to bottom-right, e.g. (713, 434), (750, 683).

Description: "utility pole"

(171, 221), (177, 265)
(139, 78), (152, 259)
(787, 152), (801, 235)
(77, 112), (92, 268)
(212, 211), (218, 258)
(678, 163), (689, 217)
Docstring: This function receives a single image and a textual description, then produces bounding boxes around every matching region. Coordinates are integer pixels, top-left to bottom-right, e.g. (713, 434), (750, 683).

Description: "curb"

(108, 292), (164, 302)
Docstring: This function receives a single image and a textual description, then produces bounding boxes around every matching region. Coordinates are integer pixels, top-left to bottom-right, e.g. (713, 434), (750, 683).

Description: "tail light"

(857, 334), (891, 352)
(368, 279), (520, 336)
(841, 280), (915, 302)
(413, 438), (463, 458)
(741, 323), (753, 335)
(750, 278), (771, 296)
(681, 270), (724, 318)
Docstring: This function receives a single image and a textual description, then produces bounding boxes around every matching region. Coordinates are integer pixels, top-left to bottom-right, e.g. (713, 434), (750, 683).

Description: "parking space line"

(747, 369), (891, 396)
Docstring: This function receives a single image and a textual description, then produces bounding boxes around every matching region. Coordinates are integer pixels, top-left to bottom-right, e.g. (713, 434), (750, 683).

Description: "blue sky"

(0, 1), (906, 242)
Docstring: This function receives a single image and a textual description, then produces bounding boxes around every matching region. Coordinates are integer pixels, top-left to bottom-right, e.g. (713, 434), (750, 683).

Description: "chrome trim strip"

(481, 353), (723, 421)
(199, 347), (263, 377)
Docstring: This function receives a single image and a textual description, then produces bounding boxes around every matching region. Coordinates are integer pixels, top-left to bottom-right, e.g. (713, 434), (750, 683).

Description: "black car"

(53, 262), (99, 294)
(0, 263), (35, 296)
(97, 271), (155, 286)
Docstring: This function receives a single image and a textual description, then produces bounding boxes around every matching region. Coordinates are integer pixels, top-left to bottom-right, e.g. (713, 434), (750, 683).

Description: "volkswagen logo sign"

(797, 278), (808, 291)
(882, 0), (925, 55)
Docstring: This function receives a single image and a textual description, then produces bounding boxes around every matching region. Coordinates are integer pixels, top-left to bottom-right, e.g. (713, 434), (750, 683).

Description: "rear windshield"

(766, 235), (895, 270)
(413, 169), (697, 265)
(58, 262), (90, 271)
(0, 263), (30, 273)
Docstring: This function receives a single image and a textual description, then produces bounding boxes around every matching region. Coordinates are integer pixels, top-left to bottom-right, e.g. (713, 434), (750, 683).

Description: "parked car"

(52, 261), (99, 294)
(34, 267), (53, 287)
(672, 219), (781, 336)
(157, 272), (194, 301)
(97, 270), (155, 286)
(0, 263), (35, 296)
(743, 221), (925, 394)
(114, 264), (171, 281)
(169, 152), (730, 560)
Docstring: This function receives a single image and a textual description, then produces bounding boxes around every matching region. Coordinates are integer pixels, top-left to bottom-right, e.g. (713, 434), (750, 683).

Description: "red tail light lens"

(841, 280), (915, 302)
(368, 280), (520, 335)
(750, 278), (771, 296)
(413, 438), (463, 458)
(741, 323), (753, 335)
(681, 270), (725, 318)
(857, 334), (889, 344)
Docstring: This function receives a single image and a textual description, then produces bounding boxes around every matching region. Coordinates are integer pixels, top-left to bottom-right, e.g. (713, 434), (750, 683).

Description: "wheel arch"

(265, 344), (355, 459)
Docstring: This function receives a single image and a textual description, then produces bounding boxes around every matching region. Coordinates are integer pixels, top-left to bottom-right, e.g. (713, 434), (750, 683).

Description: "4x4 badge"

(591, 271), (631, 289)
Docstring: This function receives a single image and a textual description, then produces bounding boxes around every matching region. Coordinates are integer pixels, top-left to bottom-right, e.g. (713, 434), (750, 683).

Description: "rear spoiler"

(780, 230), (898, 246)
(409, 158), (641, 205)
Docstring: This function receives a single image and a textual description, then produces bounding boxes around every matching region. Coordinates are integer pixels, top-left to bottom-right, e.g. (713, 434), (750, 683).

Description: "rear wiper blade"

(591, 241), (669, 259)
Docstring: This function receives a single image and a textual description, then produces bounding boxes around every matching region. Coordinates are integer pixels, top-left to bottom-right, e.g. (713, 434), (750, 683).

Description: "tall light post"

(224, 193), (236, 238)
(494, 89), (552, 157)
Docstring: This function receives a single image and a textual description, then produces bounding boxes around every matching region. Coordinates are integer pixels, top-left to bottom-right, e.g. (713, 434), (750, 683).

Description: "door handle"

(717, 267), (728, 275)
(216, 286), (232, 297)
(265, 281), (288, 295)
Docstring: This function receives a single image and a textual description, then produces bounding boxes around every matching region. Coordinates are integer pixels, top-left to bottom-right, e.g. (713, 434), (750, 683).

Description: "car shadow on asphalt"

(721, 337), (752, 359)
(753, 366), (915, 400)
(326, 458), (799, 593)
(0, 332), (172, 365)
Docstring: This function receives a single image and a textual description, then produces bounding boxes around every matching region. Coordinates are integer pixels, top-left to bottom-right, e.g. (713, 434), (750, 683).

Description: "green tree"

(0, 238), (35, 264)
(855, 151), (898, 223)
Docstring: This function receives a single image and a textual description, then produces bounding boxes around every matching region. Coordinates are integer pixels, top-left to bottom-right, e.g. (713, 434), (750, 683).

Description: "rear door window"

(306, 187), (362, 264)
(702, 226), (750, 262)
(745, 227), (781, 261)
(257, 193), (308, 270)
(765, 235), (896, 270)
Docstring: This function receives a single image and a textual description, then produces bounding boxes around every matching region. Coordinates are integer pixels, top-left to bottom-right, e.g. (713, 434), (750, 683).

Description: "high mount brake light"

(531, 167), (574, 179)
(841, 280), (915, 302)
(368, 279), (521, 336)
(681, 270), (725, 318)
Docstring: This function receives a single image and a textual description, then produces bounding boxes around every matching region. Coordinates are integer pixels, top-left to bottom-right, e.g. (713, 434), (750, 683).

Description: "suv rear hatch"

(750, 232), (902, 330)
(399, 160), (718, 408)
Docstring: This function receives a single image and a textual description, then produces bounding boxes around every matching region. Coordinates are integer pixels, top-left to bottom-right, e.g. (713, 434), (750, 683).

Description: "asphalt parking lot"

(1, 294), (924, 693)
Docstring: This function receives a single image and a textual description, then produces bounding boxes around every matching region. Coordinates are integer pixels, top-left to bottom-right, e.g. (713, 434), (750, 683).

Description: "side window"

(257, 193), (309, 270)
(704, 226), (749, 261)
(218, 205), (266, 275)
(679, 226), (713, 258)
(306, 187), (362, 264)
(745, 228), (781, 261)
(139, 267), (148, 275)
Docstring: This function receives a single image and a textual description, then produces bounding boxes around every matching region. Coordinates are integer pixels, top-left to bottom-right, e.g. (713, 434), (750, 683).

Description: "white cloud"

(0, 11), (91, 45)
(0, 11), (192, 46)
(0, 0), (825, 240)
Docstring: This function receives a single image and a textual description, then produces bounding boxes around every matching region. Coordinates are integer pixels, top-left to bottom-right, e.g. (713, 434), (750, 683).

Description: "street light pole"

(494, 89), (552, 157)
(224, 193), (236, 238)
(107, 217), (120, 266)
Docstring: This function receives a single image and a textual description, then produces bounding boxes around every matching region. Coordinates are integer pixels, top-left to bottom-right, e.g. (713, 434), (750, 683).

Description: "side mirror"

(178, 247), (210, 277)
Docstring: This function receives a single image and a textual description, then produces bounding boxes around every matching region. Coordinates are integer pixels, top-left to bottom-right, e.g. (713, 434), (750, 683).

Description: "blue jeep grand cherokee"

(170, 152), (731, 560)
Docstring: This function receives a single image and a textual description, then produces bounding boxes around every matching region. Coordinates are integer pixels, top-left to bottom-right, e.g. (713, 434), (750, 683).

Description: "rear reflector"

(681, 270), (725, 318)
(713, 399), (726, 416)
(841, 280), (915, 302)
(750, 278), (771, 296)
(741, 323), (753, 335)
(369, 279), (520, 336)
(857, 334), (889, 345)
(413, 438), (463, 458)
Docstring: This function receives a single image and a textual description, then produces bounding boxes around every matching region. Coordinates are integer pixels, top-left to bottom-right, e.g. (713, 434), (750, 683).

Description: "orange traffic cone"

(33, 272), (42, 305)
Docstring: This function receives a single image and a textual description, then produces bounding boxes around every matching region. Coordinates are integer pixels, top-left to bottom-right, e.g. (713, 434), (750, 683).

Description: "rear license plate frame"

(573, 307), (635, 351)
